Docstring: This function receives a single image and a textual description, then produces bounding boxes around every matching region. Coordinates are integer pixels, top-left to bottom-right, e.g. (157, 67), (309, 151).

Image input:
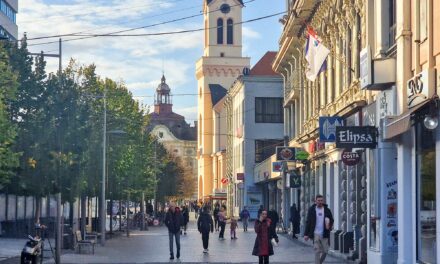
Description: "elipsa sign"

(336, 126), (377, 149)
(319, 117), (344, 142)
(276, 147), (296, 161)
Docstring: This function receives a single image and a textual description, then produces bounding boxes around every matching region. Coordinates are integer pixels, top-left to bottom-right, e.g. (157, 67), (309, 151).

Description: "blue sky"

(19, 0), (285, 123)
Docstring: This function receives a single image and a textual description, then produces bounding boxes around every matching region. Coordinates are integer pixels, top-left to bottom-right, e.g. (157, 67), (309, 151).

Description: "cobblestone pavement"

(40, 218), (350, 264)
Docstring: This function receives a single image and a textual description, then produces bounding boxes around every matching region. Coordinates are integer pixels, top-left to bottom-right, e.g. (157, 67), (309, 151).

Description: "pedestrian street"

(45, 218), (350, 264)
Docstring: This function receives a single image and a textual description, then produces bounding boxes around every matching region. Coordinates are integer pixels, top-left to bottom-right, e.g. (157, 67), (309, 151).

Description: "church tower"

(196, 0), (250, 200)
(154, 75), (172, 114)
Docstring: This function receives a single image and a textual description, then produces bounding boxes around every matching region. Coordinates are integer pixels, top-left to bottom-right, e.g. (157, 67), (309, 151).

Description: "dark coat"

(213, 207), (219, 220)
(304, 204), (334, 239)
(290, 204), (300, 234)
(252, 218), (275, 256)
(165, 208), (183, 234)
(197, 211), (214, 233)
(182, 208), (189, 225)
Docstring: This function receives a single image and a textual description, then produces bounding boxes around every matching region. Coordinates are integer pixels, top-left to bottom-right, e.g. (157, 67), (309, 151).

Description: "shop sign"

(360, 46), (372, 89)
(214, 188), (227, 194)
(341, 150), (361, 166)
(220, 178), (229, 184)
(290, 173), (301, 188)
(336, 126), (377, 149)
(272, 161), (283, 172)
(276, 147), (296, 161)
(377, 89), (396, 124)
(319, 117), (344, 142)
(295, 149), (309, 160)
(407, 69), (435, 109)
(236, 173), (244, 181)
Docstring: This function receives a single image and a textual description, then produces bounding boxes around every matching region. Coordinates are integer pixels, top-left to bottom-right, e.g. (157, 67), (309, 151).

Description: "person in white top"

(304, 195), (334, 264)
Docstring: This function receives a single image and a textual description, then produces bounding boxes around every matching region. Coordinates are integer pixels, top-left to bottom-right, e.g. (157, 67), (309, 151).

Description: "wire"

(27, 9), (285, 47)
(26, 0), (255, 41)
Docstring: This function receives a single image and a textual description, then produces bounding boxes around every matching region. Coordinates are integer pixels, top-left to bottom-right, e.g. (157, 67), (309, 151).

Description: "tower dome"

(156, 75), (170, 93)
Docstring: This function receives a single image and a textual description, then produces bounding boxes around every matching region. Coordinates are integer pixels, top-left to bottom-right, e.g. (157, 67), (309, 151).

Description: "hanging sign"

(290, 173), (301, 188)
(407, 69), (435, 109)
(341, 149), (361, 166)
(272, 161), (283, 172)
(336, 126), (377, 149)
(220, 178), (229, 184)
(319, 117), (344, 142)
(236, 173), (244, 181)
(276, 147), (296, 161)
(295, 149), (310, 160)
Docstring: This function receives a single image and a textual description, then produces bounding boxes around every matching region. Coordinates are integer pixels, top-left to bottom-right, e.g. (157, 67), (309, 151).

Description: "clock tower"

(196, 0), (250, 200)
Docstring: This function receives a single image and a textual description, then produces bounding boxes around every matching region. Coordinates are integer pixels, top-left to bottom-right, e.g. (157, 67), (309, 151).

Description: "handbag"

(271, 238), (278, 247)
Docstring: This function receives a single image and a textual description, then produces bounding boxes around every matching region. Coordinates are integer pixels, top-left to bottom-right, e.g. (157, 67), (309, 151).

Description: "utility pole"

(154, 140), (157, 215)
(100, 88), (107, 246)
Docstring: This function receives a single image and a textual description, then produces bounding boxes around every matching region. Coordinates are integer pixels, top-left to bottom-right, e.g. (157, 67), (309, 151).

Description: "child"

(230, 216), (238, 239)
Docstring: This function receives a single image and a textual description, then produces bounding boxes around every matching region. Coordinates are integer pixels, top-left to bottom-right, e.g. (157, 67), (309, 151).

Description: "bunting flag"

(304, 26), (330, 81)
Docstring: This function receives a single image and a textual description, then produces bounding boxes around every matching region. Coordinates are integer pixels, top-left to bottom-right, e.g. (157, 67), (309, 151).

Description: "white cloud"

(242, 26), (261, 39)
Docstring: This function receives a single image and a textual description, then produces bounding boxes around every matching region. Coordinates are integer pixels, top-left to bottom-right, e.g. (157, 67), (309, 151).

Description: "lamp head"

(423, 115), (438, 130)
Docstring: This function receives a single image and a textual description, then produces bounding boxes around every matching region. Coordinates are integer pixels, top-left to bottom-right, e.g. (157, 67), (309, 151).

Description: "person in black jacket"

(267, 208), (279, 242)
(290, 203), (300, 239)
(304, 195), (334, 264)
(181, 206), (189, 235)
(164, 203), (183, 260)
(197, 206), (214, 253)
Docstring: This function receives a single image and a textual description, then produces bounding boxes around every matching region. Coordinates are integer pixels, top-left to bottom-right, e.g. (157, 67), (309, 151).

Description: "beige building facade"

(196, 0), (250, 201)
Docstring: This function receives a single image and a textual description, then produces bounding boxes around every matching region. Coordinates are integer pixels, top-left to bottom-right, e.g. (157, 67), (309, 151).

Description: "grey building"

(0, 0), (17, 39)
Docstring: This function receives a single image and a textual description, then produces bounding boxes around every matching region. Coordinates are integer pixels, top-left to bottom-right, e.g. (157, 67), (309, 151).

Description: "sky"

(18, 0), (285, 124)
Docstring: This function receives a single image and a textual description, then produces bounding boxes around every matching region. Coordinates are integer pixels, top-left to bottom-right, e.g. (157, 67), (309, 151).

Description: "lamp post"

(29, 39), (63, 264)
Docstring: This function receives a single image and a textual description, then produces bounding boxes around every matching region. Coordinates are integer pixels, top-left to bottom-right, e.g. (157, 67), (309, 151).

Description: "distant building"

(147, 75), (197, 199)
(0, 0), (17, 39)
(225, 51), (284, 218)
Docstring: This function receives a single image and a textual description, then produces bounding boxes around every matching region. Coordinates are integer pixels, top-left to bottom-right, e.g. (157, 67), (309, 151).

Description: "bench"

(75, 230), (96, 254)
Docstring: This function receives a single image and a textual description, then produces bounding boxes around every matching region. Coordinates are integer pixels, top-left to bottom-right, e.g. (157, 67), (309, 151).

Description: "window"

(227, 19), (233, 44)
(388, 0), (396, 47)
(255, 139), (283, 163)
(217, 18), (224, 44)
(416, 123), (436, 263)
(255, 97), (283, 123)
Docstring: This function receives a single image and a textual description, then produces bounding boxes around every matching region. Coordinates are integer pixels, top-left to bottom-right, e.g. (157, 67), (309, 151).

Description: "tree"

(0, 43), (19, 188)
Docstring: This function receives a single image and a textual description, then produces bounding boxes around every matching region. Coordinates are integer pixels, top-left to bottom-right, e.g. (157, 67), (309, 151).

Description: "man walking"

(290, 203), (300, 239)
(197, 206), (214, 253)
(240, 206), (250, 232)
(304, 195), (334, 264)
(164, 203), (183, 260)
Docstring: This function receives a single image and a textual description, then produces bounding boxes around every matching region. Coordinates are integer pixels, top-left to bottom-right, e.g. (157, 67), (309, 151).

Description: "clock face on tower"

(220, 3), (231, 14)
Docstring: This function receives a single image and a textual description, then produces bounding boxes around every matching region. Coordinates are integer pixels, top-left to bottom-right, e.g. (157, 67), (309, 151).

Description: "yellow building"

(196, 0), (250, 201)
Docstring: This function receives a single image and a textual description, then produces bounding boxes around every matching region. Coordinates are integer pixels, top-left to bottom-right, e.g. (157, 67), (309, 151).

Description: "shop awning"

(384, 100), (431, 140)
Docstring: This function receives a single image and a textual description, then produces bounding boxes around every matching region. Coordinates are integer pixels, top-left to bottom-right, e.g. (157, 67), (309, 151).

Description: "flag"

(305, 27), (330, 81)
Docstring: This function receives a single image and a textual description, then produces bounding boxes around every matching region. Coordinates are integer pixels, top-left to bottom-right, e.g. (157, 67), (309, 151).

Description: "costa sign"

(336, 126), (377, 149)
(341, 150), (361, 166)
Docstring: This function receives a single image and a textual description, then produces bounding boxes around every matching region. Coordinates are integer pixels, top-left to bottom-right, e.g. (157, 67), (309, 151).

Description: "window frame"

(255, 97), (284, 123)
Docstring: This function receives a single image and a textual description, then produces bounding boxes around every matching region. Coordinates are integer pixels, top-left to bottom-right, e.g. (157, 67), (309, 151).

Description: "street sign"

(341, 150), (361, 166)
(336, 126), (377, 149)
(220, 178), (229, 184)
(276, 147), (296, 161)
(319, 117), (344, 142)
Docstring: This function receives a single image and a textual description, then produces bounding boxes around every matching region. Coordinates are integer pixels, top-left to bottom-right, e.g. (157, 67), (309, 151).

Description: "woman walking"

(252, 210), (275, 264)
(218, 205), (227, 240)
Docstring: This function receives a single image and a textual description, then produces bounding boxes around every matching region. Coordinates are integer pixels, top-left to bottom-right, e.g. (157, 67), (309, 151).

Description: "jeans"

(313, 234), (329, 264)
(242, 218), (249, 231)
(219, 222), (226, 238)
(258, 255), (269, 264)
(201, 231), (210, 249)
(168, 232), (180, 255)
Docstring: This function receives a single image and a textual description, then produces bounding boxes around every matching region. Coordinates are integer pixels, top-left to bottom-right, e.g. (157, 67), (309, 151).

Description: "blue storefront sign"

(319, 116), (344, 142)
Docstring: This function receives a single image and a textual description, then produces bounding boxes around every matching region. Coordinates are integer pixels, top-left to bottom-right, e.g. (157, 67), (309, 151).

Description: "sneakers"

(170, 254), (174, 260)
(203, 249), (208, 253)
(176, 251), (180, 259)
(184, 232), (187, 235)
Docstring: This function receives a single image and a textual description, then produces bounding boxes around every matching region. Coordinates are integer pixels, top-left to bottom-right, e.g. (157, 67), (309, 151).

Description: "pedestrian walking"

(213, 204), (220, 232)
(197, 206), (214, 253)
(240, 206), (250, 232)
(252, 210), (275, 264)
(290, 203), (300, 239)
(181, 205), (189, 235)
(257, 205), (264, 219)
(304, 195), (334, 264)
(230, 216), (238, 239)
(218, 205), (227, 240)
(194, 204), (200, 219)
(267, 208), (279, 243)
(164, 203), (183, 260)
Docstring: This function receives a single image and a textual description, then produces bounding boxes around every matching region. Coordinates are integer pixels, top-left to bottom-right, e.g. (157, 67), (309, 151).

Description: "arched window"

(227, 19), (233, 44)
(217, 18), (224, 44)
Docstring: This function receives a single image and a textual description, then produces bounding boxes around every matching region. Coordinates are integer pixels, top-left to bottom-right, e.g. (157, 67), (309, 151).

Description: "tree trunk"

(80, 196), (86, 237)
